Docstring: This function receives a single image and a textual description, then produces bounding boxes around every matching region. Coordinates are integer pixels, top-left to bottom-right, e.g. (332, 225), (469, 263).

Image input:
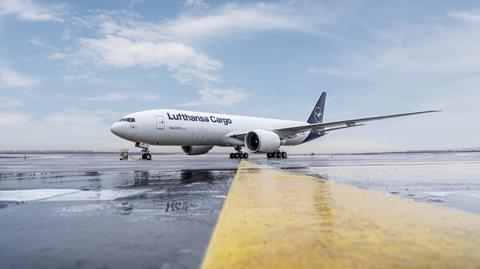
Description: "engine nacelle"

(181, 146), (213, 155)
(245, 129), (281, 153)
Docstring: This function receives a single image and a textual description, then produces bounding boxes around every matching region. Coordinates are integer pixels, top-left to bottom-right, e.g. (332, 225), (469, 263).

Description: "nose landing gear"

(135, 142), (152, 160)
(229, 146), (249, 159)
(267, 151), (287, 159)
(141, 153), (152, 160)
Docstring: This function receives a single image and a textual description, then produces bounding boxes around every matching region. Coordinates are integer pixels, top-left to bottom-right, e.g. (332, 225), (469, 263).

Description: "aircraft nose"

(110, 123), (122, 136)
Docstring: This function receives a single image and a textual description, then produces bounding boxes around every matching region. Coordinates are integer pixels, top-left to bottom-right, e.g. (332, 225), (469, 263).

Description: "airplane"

(110, 92), (439, 160)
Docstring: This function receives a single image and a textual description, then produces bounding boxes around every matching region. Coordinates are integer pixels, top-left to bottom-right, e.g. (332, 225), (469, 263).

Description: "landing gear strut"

(267, 151), (287, 159)
(135, 142), (152, 160)
(229, 146), (249, 159)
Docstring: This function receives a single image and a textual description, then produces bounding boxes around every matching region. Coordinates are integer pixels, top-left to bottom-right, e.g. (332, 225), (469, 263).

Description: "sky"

(0, 0), (479, 153)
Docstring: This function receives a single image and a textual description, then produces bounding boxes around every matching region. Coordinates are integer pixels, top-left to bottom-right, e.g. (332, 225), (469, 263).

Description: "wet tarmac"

(271, 152), (480, 214)
(202, 161), (480, 269)
(0, 152), (479, 268)
(0, 155), (237, 269)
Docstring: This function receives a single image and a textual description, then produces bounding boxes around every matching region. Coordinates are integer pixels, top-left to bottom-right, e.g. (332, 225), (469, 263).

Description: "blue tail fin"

(307, 92), (326, 124)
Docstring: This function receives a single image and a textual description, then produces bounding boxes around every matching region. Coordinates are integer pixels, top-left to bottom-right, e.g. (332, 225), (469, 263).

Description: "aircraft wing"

(274, 110), (440, 138)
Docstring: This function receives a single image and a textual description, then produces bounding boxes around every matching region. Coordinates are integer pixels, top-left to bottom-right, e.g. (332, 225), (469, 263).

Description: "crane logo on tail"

(314, 107), (323, 122)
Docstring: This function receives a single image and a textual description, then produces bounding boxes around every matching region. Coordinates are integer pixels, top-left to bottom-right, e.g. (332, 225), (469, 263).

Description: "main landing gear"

(135, 142), (152, 160)
(229, 146), (249, 159)
(267, 151), (287, 159)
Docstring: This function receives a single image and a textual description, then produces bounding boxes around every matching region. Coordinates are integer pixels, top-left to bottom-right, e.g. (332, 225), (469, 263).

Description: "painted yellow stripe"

(201, 161), (480, 269)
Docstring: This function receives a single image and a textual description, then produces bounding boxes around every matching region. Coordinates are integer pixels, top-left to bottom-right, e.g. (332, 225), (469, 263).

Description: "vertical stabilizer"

(307, 92), (326, 124)
(303, 92), (327, 143)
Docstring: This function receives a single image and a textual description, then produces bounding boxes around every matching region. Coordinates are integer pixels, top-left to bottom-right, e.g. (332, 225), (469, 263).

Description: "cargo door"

(156, 116), (165, 130)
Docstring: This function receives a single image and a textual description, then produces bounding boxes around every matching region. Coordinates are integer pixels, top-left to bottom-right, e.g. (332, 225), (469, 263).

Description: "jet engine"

(245, 129), (281, 153)
(181, 145), (213, 155)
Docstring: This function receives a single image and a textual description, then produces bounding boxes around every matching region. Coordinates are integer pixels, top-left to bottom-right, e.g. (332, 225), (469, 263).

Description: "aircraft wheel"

(230, 153), (235, 159)
(266, 152), (272, 159)
(281, 152), (287, 159)
(243, 153), (249, 159)
(234, 153), (239, 159)
(275, 152), (281, 158)
(145, 153), (152, 160)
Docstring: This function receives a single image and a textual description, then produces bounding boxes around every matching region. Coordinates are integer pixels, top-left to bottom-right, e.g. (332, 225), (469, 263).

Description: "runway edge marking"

(200, 160), (480, 269)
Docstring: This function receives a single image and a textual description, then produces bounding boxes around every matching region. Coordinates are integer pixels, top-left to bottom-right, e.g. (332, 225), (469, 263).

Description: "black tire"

(275, 152), (281, 158)
(238, 153), (244, 159)
(281, 152), (287, 159)
(145, 153), (152, 160)
(266, 153), (271, 159)
(141, 153), (146, 160)
(230, 153), (235, 159)
(234, 153), (239, 159)
(244, 153), (249, 159)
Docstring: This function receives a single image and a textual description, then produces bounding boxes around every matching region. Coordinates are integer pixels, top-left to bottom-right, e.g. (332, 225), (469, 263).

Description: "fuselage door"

(156, 116), (165, 130)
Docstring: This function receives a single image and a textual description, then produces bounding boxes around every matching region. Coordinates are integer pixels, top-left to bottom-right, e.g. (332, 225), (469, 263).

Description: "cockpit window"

(119, 117), (135, 122)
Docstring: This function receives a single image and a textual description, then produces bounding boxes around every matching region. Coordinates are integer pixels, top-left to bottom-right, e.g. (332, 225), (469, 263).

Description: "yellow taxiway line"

(201, 161), (480, 269)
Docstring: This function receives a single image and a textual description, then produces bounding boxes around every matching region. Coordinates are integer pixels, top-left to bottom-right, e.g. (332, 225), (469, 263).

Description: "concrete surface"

(202, 161), (480, 269)
(0, 154), (237, 269)
(0, 152), (479, 268)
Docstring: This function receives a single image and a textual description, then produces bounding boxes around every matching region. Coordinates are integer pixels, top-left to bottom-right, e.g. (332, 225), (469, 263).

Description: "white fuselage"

(110, 109), (310, 147)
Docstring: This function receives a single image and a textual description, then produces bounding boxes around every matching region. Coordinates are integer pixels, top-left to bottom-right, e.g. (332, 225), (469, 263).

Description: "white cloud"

(82, 93), (130, 102)
(0, 109), (130, 150)
(182, 88), (250, 107)
(80, 35), (222, 84)
(29, 36), (45, 46)
(98, 2), (321, 42)
(127, 0), (144, 8)
(0, 65), (39, 89)
(62, 68), (109, 83)
(448, 11), (480, 22)
(184, 0), (207, 9)
(164, 2), (320, 41)
(44, 110), (118, 126)
(143, 94), (161, 101)
(310, 14), (480, 82)
(307, 12), (480, 150)
(0, 0), (64, 21)
(0, 96), (22, 108)
(47, 52), (67, 60)
(0, 112), (30, 125)
(82, 92), (161, 102)
(62, 2), (326, 89)
(308, 66), (358, 77)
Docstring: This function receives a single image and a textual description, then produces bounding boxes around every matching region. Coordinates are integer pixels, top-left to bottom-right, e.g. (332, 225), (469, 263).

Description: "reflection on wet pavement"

(1, 152), (479, 268)
(257, 153), (480, 214)
(0, 155), (237, 269)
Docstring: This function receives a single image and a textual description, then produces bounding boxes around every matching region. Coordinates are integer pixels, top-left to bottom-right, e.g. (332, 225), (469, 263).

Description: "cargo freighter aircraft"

(110, 92), (438, 160)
